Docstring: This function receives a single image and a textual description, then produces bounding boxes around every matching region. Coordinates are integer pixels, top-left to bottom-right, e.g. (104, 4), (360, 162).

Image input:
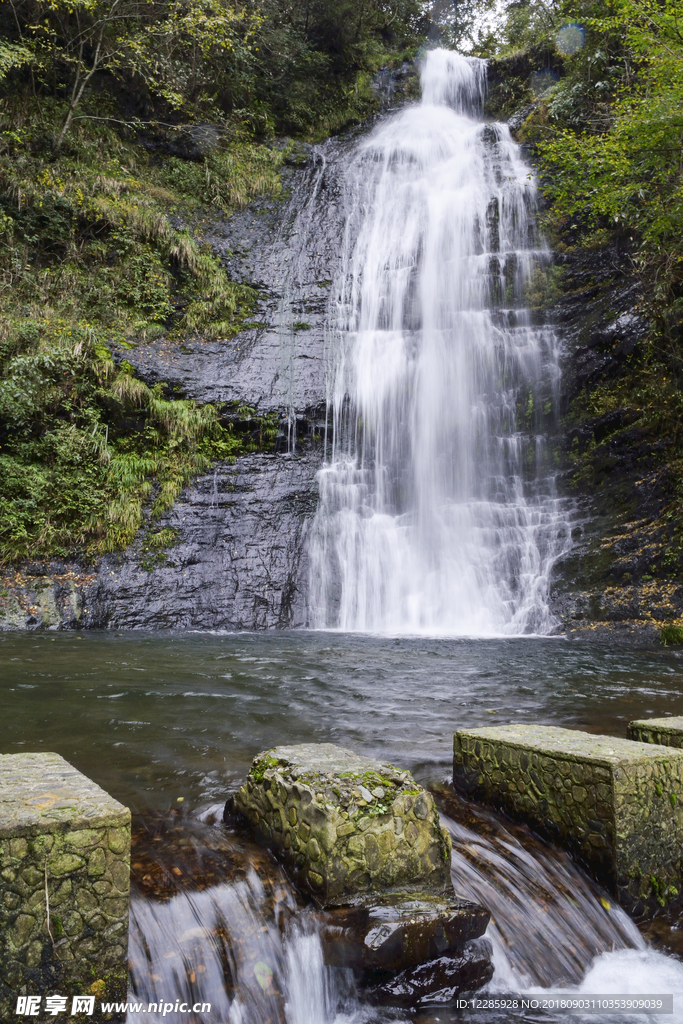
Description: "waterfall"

(308, 49), (571, 635)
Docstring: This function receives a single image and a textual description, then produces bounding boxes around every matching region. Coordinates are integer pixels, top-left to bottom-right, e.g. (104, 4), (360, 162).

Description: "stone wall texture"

(233, 743), (451, 903)
(453, 724), (683, 916)
(0, 752), (130, 1019)
(627, 717), (683, 749)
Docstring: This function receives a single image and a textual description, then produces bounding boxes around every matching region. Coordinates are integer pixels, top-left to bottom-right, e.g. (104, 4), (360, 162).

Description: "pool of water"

(2, 630), (683, 811)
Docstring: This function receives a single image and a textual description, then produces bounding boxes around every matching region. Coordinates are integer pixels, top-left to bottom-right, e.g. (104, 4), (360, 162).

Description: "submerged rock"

(363, 940), (494, 1006)
(231, 743), (452, 902)
(319, 890), (489, 970)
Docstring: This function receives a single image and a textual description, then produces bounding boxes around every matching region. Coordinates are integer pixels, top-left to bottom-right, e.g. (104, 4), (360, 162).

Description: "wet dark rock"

(320, 891), (490, 971)
(486, 44), (561, 122)
(117, 139), (351, 416)
(362, 940), (494, 1006)
(283, 142), (315, 167)
(543, 239), (681, 636)
(0, 452), (319, 631)
(139, 123), (224, 161)
(507, 104), (537, 133)
(554, 248), (648, 404)
(371, 61), (420, 109)
(86, 452), (319, 630)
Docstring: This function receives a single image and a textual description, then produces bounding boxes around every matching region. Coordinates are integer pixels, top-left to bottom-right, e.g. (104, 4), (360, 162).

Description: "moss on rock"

(233, 743), (451, 903)
(453, 724), (683, 919)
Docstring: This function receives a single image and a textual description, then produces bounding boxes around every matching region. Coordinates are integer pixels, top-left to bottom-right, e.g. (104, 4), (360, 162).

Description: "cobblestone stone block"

(232, 743), (451, 903)
(0, 752), (130, 1018)
(627, 718), (683, 748)
(453, 724), (683, 916)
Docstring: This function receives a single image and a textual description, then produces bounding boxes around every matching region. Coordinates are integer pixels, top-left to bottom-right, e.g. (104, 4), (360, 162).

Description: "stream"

(3, 630), (683, 1021)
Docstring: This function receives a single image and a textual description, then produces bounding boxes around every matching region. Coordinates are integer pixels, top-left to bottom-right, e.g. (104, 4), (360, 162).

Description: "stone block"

(0, 752), (130, 1018)
(453, 724), (683, 916)
(628, 718), (683, 748)
(232, 743), (451, 903)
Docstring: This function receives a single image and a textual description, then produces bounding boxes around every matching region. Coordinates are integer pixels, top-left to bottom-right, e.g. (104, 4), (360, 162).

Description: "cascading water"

(126, 811), (357, 1024)
(126, 803), (683, 1024)
(309, 49), (572, 635)
(435, 792), (644, 988)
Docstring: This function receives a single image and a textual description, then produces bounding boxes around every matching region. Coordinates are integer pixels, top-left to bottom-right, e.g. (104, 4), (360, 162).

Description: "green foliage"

(251, 753), (280, 782)
(158, 145), (283, 211)
(479, 0), (683, 327)
(244, 0), (430, 136)
(0, 107), (285, 564)
(0, 41), (33, 81)
(523, 262), (565, 308)
(0, 337), (245, 561)
(504, 0), (683, 356)
(232, 404), (280, 450)
(661, 624), (683, 645)
(1, 0), (432, 142)
(0, 111), (281, 337)
(2, 0), (259, 144)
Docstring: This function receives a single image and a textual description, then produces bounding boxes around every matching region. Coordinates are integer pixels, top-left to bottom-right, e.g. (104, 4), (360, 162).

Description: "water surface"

(3, 630), (682, 811)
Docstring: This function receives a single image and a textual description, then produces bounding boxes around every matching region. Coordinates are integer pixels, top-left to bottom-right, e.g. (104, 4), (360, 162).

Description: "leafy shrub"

(661, 625), (683, 646)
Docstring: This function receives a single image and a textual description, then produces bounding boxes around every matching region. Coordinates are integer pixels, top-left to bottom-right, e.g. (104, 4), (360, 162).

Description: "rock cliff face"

(547, 242), (682, 638)
(0, 139), (353, 631)
(116, 148), (339, 419)
(0, 452), (319, 631)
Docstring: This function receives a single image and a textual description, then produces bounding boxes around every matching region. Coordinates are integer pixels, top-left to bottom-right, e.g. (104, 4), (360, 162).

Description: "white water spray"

(309, 49), (571, 635)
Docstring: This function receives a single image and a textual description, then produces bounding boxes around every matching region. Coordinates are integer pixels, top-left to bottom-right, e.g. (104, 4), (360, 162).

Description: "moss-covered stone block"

(628, 718), (683, 748)
(233, 743), (451, 903)
(0, 752), (130, 1020)
(453, 724), (683, 917)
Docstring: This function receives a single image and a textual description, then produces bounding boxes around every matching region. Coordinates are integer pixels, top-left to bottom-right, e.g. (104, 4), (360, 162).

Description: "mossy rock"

(231, 743), (452, 904)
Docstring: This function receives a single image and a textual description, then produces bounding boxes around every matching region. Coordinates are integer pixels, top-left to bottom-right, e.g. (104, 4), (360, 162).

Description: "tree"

(4, 0), (259, 145)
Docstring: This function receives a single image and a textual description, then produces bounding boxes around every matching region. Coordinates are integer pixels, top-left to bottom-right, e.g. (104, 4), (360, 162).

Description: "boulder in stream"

(363, 940), (494, 1006)
(230, 742), (494, 1004)
(231, 743), (452, 901)
(319, 890), (489, 970)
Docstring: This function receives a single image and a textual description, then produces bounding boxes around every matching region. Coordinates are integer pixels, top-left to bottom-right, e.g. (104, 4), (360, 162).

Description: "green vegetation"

(0, 118), (281, 564)
(0, 0), (437, 565)
(480, 0), (683, 349)
(661, 624), (683, 646)
(251, 753), (280, 782)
